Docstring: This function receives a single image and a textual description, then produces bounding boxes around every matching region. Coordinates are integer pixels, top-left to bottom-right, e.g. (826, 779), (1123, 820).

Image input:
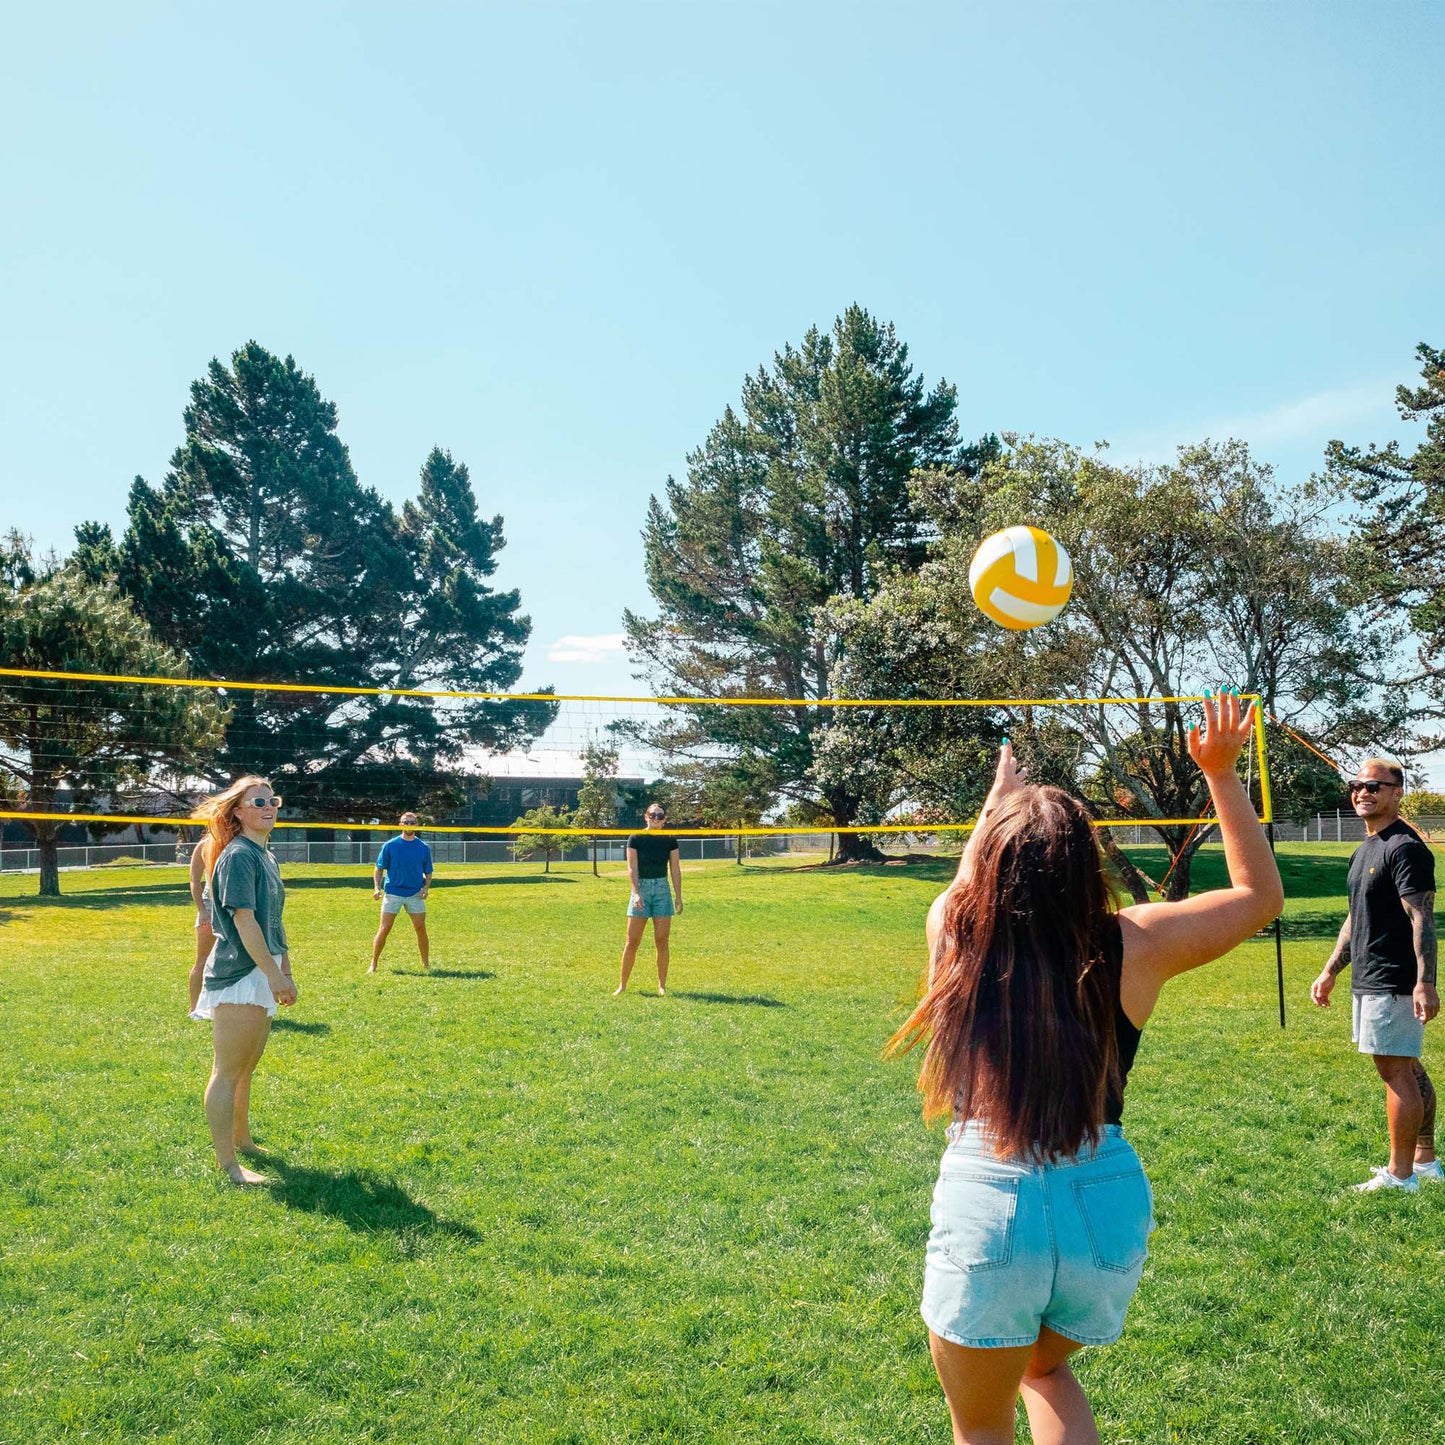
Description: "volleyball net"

(0, 666), (1273, 842)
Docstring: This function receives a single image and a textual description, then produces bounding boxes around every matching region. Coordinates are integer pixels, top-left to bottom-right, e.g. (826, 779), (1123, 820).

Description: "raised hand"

(1187, 690), (1256, 778)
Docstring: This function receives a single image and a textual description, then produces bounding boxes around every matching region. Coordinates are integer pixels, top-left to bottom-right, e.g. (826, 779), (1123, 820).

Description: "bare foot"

(612, 985), (625, 996)
(422, 963), (430, 971)
(367, 964), (377, 974)
(657, 986), (667, 996)
(236, 1139), (266, 1155)
(221, 1163), (271, 1186)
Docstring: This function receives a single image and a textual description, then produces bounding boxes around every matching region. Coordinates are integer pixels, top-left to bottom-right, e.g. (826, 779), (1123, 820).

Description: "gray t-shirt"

(205, 836), (288, 991)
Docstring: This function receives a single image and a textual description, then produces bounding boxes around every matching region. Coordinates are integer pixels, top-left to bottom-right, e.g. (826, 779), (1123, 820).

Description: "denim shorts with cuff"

(921, 1120), (1155, 1350)
(628, 876), (675, 919)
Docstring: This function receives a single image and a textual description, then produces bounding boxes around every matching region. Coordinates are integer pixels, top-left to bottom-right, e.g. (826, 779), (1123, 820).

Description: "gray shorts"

(1353, 992), (1424, 1058)
(381, 892), (427, 916)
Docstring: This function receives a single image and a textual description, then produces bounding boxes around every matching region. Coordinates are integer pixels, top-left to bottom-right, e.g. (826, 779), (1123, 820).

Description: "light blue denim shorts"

(627, 876), (675, 919)
(1352, 992), (1424, 1058)
(921, 1121), (1155, 1349)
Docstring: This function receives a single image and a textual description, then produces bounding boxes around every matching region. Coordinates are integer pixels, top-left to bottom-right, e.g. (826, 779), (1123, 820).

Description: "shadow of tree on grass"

(265, 1155), (478, 1241)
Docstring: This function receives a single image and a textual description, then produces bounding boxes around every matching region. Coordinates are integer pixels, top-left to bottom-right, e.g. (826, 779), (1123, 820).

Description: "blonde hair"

(1359, 757), (1405, 786)
(194, 775), (272, 881)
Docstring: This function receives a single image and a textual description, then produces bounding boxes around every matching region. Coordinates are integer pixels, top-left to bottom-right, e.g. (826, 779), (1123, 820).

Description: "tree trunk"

(825, 788), (886, 864)
(37, 823), (61, 897)
(1162, 848), (1195, 901)
(1097, 828), (1153, 905)
(591, 836), (598, 876)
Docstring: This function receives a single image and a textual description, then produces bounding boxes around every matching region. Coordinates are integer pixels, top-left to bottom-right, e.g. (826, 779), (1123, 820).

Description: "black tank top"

(1103, 915), (1143, 1124)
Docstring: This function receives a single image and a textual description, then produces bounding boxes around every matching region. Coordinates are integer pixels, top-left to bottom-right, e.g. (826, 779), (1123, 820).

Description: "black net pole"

(1269, 821), (1285, 1028)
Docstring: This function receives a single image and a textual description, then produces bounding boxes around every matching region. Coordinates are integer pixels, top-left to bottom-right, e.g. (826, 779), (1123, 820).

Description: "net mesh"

(0, 667), (1272, 840)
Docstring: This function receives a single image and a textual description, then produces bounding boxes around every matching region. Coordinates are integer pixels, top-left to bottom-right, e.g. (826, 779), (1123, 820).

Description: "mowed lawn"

(1, 845), (1442, 1444)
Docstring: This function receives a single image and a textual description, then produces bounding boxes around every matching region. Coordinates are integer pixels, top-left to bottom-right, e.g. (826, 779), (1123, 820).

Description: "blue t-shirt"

(377, 835), (433, 897)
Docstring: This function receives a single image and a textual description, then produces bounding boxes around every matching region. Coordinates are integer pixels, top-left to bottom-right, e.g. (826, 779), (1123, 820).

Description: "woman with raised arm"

(892, 692), (1282, 1445)
(189, 775), (298, 1185)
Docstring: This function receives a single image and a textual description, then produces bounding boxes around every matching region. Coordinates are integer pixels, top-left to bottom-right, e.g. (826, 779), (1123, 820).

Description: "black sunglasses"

(1347, 780), (1398, 795)
(646, 810), (666, 819)
(244, 794), (283, 809)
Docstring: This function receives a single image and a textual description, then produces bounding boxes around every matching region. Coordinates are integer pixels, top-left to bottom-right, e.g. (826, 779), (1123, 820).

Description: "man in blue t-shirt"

(369, 812), (434, 973)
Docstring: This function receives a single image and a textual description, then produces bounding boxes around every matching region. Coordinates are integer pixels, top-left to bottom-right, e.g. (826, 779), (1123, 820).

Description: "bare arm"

(926, 743), (1027, 988)
(670, 848), (682, 912)
(230, 907), (295, 1002)
(627, 847), (641, 901)
(1119, 694), (1283, 1024)
(373, 866), (385, 898)
(189, 847), (207, 909)
(419, 871), (432, 899)
(1310, 912), (1352, 1007)
(1401, 892), (1439, 1022)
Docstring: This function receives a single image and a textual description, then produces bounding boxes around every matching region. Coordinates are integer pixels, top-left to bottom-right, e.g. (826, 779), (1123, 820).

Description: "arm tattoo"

(1326, 914), (1352, 977)
(1404, 892), (1438, 988)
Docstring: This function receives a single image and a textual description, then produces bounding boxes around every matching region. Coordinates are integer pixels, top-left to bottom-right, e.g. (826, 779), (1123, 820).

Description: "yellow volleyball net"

(0, 666), (1273, 849)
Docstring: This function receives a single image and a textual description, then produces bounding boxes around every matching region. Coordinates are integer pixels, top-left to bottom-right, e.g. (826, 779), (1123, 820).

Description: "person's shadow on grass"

(391, 967), (495, 981)
(665, 991), (787, 1008)
(269, 1018), (332, 1036)
(262, 1154), (478, 1242)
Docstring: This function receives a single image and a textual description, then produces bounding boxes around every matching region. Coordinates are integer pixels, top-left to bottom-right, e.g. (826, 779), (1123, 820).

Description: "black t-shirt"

(627, 832), (679, 879)
(1347, 819), (1435, 995)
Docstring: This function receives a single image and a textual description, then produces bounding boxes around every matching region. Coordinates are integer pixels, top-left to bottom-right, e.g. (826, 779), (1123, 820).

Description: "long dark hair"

(889, 785), (1122, 1160)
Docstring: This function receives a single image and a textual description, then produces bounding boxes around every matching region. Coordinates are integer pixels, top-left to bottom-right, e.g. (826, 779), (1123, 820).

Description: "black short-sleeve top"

(626, 832), (679, 879)
(1347, 819), (1435, 995)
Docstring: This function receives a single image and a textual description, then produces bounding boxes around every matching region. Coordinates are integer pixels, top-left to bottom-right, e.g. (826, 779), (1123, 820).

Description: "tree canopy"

(0, 543), (225, 895)
(75, 343), (554, 820)
(624, 305), (995, 859)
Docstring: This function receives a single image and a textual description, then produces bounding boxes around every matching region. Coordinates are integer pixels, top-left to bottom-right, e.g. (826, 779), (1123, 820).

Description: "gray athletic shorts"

(1353, 992), (1424, 1058)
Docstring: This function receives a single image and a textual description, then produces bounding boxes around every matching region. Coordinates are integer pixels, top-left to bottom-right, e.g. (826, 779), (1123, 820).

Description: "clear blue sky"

(3, 2), (1441, 703)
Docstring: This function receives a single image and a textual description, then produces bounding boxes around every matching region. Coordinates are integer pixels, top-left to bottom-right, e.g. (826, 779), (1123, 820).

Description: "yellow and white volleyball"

(968, 525), (1073, 631)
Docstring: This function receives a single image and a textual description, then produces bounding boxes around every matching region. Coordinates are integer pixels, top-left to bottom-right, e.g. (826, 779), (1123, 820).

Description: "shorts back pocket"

(1071, 1169), (1153, 1274)
(934, 1172), (1020, 1272)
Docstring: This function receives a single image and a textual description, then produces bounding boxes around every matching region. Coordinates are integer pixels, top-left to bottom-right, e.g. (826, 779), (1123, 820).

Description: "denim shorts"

(1352, 992), (1424, 1058)
(921, 1121), (1155, 1349)
(628, 876), (675, 918)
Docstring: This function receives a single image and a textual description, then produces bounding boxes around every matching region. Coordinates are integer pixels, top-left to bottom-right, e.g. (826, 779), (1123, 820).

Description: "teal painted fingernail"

(1002, 736), (1010, 745)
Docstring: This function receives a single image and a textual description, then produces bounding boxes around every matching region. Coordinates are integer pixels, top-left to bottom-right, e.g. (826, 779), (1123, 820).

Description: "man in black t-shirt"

(612, 802), (682, 996)
(1311, 758), (1440, 1192)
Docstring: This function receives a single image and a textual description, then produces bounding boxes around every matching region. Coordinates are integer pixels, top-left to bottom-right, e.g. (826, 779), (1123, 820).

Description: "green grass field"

(2, 845), (1441, 1443)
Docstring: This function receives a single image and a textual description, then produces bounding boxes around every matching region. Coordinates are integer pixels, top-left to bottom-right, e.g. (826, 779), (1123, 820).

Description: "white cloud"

(1106, 376), (1401, 468)
(546, 632), (629, 664)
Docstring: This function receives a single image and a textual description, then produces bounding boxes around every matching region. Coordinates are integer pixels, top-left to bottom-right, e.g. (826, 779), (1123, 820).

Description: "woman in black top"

(613, 803), (682, 995)
(893, 692), (1282, 1444)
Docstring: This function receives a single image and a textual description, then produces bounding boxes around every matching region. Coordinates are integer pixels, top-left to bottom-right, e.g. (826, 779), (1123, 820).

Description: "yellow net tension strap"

(0, 665), (1255, 711)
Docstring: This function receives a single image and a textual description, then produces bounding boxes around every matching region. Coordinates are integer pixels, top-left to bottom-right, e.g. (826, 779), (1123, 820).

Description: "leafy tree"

(511, 803), (576, 873)
(827, 437), (1391, 899)
(573, 740), (620, 876)
(1403, 790), (1445, 825)
(76, 344), (554, 817)
(0, 547), (225, 896)
(1328, 343), (1445, 720)
(624, 305), (994, 861)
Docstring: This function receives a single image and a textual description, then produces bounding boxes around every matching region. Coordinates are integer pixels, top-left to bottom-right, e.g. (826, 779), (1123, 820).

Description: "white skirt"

(190, 955), (281, 1020)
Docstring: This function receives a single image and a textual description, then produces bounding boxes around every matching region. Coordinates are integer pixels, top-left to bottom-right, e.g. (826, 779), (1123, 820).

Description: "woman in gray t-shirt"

(190, 775), (298, 1185)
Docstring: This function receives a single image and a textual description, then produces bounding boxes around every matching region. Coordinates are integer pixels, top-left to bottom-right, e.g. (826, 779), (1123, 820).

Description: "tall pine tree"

(624, 306), (991, 860)
(76, 344), (553, 817)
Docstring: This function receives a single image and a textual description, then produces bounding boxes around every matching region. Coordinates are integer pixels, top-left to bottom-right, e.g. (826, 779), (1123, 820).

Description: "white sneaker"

(1353, 1167), (1420, 1193)
(1414, 1160), (1444, 1183)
